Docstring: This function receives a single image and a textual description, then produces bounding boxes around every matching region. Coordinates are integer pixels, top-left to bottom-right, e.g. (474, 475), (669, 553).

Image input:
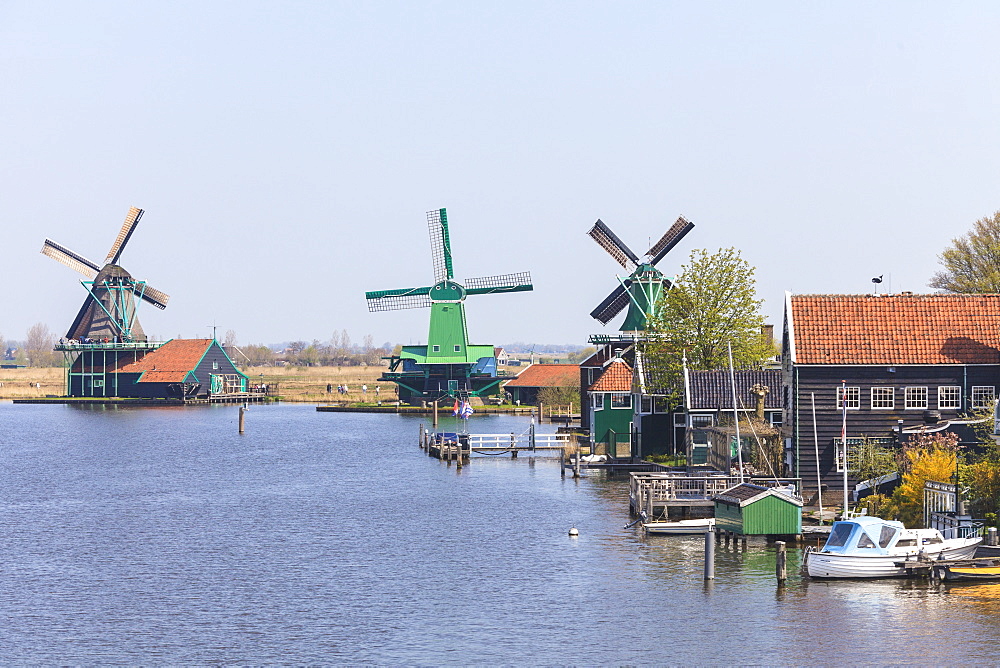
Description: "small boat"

(931, 560), (1000, 582)
(643, 518), (716, 535)
(806, 515), (981, 579)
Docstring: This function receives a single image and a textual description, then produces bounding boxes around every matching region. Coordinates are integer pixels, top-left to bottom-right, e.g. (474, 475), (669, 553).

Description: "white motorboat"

(806, 515), (981, 579)
(642, 518), (716, 535)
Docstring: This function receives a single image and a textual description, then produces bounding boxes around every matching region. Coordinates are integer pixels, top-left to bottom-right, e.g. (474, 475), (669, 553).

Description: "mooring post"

(704, 528), (715, 580)
(573, 442), (581, 478)
(776, 541), (787, 584)
(989, 527), (998, 547)
(456, 444), (463, 469)
(539, 401), (545, 423)
(433, 401), (438, 428)
(238, 405), (246, 434)
(419, 423), (424, 449)
(560, 447), (566, 478)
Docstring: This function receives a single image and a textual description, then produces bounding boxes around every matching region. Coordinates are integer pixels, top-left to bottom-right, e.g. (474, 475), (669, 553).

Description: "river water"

(1, 402), (999, 664)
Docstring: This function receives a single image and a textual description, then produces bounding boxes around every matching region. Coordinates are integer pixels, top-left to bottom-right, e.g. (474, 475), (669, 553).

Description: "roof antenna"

(872, 275), (883, 295)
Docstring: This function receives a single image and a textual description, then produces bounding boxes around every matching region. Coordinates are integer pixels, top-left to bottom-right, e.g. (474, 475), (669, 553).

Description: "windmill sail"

(464, 272), (533, 295)
(105, 207), (143, 264)
(588, 219), (639, 272)
(41, 239), (100, 279)
(647, 216), (694, 266)
(365, 286), (434, 312)
(427, 208), (454, 283)
(590, 282), (632, 325)
(135, 283), (170, 310)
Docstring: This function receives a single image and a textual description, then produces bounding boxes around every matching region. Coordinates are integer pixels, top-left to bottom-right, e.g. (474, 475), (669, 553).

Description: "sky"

(3, 2), (1000, 349)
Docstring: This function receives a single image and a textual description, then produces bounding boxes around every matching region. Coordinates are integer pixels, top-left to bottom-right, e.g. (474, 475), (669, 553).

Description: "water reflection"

(1, 403), (1000, 663)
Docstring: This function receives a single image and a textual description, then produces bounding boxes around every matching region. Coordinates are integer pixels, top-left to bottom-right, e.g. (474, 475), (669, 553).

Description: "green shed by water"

(713, 483), (802, 536)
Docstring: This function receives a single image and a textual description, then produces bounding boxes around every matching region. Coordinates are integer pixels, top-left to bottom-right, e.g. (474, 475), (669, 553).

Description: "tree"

(24, 323), (56, 367)
(537, 384), (580, 409)
(645, 247), (774, 396)
(930, 211), (1000, 292)
(885, 432), (959, 527)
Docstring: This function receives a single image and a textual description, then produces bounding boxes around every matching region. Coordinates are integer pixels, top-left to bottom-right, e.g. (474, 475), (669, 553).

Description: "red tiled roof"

(116, 338), (214, 382)
(789, 294), (1000, 365)
(588, 358), (632, 392)
(503, 364), (580, 388)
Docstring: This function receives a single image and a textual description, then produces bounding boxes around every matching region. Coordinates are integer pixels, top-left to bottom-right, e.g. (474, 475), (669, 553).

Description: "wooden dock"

(418, 424), (586, 476)
(629, 472), (803, 520)
(14, 392), (274, 406)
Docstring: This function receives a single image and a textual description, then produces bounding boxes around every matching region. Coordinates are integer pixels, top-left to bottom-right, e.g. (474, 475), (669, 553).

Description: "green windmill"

(587, 216), (694, 332)
(366, 208), (533, 403)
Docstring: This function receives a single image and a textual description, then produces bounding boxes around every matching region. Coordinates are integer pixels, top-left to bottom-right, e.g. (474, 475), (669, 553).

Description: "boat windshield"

(824, 523), (855, 549)
(879, 525), (898, 548)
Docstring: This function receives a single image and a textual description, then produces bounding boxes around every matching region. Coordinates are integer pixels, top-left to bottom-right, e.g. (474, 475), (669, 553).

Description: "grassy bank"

(0, 365), (391, 402)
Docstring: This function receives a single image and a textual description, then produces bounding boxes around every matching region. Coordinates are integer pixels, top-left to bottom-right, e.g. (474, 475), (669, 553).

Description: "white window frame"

(432, 345), (440, 352)
(938, 386), (961, 411)
(904, 387), (928, 410)
(870, 387), (894, 410)
(836, 386), (860, 410)
(640, 396), (652, 415)
(610, 392), (631, 409)
(592, 393), (603, 411)
(972, 386), (996, 410)
(454, 345), (461, 352)
(834, 439), (847, 473)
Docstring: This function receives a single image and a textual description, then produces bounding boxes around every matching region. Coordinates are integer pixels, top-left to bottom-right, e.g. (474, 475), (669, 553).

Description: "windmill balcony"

(55, 339), (163, 352)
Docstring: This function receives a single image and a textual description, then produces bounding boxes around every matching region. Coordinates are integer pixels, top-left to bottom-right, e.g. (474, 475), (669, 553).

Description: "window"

(870, 387), (894, 409)
(93, 379), (104, 388)
(834, 439), (847, 472)
(972, 386), (996, 409)
(904, 387), (928, 410)
(857, 533), (876, 549)
(640, 396), (652, 414)
(454, 345), (461, 352)
(879, 525), (897, 548)
(836, 386), (860, 410)
(825, 523), (854, 548)
(587, 368), (599, 386)
(768, 412), (783, 428)
(610, 392), (631, 409)
(938, 386), (961, 410)
(654, 397), (672, 414)
(690, 414), (713, 428)
(212, 361), (219, 370)
(592, 393), (603, 411)
(432, 345), (440, 352)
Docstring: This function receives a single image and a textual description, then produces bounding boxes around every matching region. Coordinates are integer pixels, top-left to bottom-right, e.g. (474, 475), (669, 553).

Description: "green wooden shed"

(713, 483), (802, 536)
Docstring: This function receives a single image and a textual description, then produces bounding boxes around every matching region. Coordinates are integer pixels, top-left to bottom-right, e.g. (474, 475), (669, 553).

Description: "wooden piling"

(776, 541), (787, 583)
(238, 406), (246, 434)
(989, 527), (998, 547)
(456, 443), (463, 469)
(419, 423), (424, 449)
(704, 529), (715, 580)
(433, 401), (438, 427)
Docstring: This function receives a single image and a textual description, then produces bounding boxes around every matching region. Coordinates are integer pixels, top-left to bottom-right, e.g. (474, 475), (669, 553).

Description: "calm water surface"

(2, 402), (999, 664)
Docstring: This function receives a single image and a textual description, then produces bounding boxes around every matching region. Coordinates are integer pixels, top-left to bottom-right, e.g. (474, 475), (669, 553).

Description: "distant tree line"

(225, 329), (393, 367)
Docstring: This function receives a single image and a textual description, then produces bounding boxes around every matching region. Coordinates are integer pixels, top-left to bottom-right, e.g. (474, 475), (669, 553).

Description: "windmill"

(42, 206), (169, 343)
(587, 216), (694, 332)
(366, 208), (533, 403)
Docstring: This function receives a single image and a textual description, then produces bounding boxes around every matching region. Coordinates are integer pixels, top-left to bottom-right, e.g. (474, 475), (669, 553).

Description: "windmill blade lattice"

(588, 219), (639, 272)
(647, 216), (694, 266)
(105, 207), (144, 265)
(365, 286), (434, 312)
(427, 208), (454, 283)
(136, 283), (170, 310)
(41, 239), (100, 279)
(590, 282), (632, 325)
(464, 271), (533, 295)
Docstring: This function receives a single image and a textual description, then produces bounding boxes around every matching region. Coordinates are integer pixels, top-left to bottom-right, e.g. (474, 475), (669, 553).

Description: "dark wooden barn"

(502, 363), (580, 405)
(782, 292), (1000, 499)
(66, 338), (247, 399)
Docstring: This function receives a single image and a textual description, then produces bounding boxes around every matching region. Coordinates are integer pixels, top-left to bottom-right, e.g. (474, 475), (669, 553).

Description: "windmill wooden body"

(42, 206), (170, 397)
(366, 208), (533, 404)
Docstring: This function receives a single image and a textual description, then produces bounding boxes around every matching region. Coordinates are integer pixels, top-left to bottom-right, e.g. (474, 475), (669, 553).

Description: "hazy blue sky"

(3, 2), (999, 348)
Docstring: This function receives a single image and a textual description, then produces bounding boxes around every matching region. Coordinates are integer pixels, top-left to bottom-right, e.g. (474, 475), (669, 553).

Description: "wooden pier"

(417, 424), (583, 475)
(630, 472), (802, 520)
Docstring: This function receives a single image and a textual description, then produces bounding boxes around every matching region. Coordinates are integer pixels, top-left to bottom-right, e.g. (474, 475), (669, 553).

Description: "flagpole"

(841, 379), (849, 516)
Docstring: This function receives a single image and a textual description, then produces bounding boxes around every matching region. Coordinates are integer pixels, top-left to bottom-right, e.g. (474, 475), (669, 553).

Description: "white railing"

(467, 433), (572, 449)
